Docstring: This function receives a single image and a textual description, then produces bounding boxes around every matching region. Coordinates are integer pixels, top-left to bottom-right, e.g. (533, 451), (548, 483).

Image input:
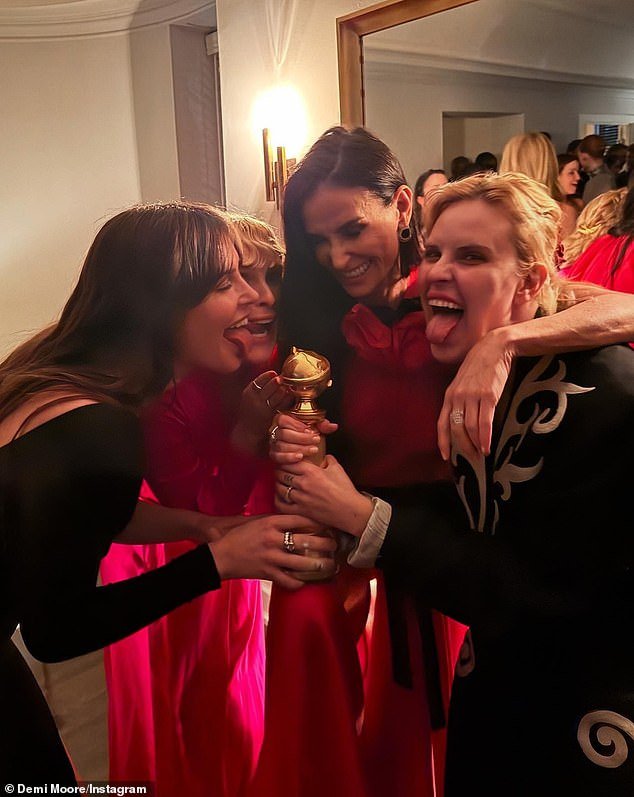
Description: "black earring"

(399, 226), (412, 243)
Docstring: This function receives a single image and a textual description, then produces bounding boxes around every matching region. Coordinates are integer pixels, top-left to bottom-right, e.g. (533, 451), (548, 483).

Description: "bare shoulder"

(0, 392), (99, 447)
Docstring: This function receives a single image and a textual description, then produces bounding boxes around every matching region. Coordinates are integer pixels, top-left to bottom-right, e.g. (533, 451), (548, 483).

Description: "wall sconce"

(263, 128), (296, 209)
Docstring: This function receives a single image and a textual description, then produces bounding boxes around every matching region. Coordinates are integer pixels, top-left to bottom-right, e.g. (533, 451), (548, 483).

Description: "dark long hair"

(0, 202), (237, 421)
(280, 125), (419, 423)
(608, 184), (634, 276)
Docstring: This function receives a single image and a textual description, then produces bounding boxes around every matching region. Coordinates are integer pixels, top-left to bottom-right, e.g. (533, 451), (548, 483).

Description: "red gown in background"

(252, 272), (466, 797)
(561, 233), (634, 294)
(101, 370), (271, 797)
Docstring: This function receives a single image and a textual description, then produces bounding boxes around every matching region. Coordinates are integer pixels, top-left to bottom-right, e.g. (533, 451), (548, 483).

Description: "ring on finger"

(283, 473), (294, 486)
(285, 485), (294, 504)
(283, 530), (295, 553)
(270, 425), (279, 442)
(266, 397), (273, 409)
(450, 409), (465, 425)
(252, 379), (264, 391)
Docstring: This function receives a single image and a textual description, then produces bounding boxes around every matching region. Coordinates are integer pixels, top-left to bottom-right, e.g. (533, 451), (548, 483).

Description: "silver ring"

(450, 409), (465, 425)
(270, 425), (279, 442)
(285, 485), (294, 504)
(252, 379), (264, 391)
(283, 473), (294, 486)
(283, 530), (295, 553)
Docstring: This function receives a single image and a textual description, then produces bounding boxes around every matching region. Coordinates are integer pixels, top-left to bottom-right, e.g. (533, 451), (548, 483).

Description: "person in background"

(413, 168), (448, 243)
(272, 171), (634, 797)
(450, 155), (472, 181)
(561, 187), (627, 266)
(101, 213), (289, 797)
(257, 125), (634, 797)
(0, 201), (334, 785)
(606, 143), (628, 182)
(562, 184), (634, 296)
(474, 151), (498, 173)
(577, 134), (616, 204)
(616, 144), (634, 189)
(557, 152), (583, 215)
(500, 131), (577, 238)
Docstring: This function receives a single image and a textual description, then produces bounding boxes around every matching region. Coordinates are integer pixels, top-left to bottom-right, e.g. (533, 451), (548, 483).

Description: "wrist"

(346, 493), (375, 537)
(193, 513), (223, 543)
(208, 540), (230, 580)
(488, 324), (518, 358)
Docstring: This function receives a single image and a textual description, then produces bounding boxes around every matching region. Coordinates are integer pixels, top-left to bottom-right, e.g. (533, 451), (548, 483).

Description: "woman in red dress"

(257, 127), (634, 797)
(101, 214), (289, 797)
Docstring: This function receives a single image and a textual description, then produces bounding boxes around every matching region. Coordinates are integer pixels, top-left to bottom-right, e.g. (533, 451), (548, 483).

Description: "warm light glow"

(252, 85), (307, 159)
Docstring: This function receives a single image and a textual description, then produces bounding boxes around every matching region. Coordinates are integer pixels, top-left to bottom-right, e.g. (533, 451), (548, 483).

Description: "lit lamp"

(262, 127), (296, 209)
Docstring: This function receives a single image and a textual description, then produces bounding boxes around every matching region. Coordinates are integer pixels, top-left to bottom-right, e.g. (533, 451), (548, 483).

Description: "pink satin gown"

(101, 370), (271, 797)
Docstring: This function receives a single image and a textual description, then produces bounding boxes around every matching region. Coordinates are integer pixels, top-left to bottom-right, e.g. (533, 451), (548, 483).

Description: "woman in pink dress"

(101, 214), (288, 797)
(257, 126), (634, 797)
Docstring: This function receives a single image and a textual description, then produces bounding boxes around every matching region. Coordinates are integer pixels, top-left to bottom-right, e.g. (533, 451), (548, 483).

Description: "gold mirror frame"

(337, 0), (478, 126)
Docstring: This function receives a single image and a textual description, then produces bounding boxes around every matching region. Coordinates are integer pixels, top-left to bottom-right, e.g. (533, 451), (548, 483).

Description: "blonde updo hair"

(423, 171), (568, 315)
(500, 132), (563, 203)
(561, 187), (627, 265)
(227, 212), (285, 269)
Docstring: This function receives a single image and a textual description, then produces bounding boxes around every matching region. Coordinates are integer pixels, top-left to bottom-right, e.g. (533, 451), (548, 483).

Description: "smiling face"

(421, 199), (539, 365)
(176, 247), (259, 375)
(240, 257), (283, 366)
(302, 184), (412, 307)
(558, 159), (580, 196)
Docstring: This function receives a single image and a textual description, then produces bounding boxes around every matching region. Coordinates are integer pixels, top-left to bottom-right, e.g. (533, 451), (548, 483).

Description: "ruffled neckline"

(341, 269), (429, 370)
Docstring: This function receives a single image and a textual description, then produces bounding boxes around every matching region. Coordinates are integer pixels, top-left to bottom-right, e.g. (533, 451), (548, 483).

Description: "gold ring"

(252, 379), (264, 391)
(270, 425), (279, 442)
(283, 530), (295, 553)
(450, 409), (465, 425)
(285, 485), (294, 504)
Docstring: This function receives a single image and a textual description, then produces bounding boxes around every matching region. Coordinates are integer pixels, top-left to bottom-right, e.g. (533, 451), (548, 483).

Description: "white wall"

(215, 0), (358, 223)
(0, 35), (142, 356)
(366, 64), (634, 186)
(0, 7), (216, 358)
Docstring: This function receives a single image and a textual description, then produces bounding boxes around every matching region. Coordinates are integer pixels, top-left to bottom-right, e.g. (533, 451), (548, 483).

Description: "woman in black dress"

(272, 172), (634, 795)
(0, 202), (334, 785)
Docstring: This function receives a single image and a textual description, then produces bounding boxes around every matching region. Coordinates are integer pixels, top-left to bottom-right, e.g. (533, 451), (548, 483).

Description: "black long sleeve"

(1, 404), (220, 663)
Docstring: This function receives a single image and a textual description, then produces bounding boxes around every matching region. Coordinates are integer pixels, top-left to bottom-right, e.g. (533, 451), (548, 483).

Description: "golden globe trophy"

(280, 347), (334, 582)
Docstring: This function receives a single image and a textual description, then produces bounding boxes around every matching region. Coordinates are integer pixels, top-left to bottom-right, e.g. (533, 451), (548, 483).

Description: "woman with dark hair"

(255, 126), (634, 797)
(0, 201), (334, 785)
(557, 151), (583, 214)
(562, 184), (634, 295)
(413, 169), (448, 242)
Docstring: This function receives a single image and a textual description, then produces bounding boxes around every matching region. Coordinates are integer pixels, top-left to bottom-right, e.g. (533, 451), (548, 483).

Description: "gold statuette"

(280, 347), (333, 581)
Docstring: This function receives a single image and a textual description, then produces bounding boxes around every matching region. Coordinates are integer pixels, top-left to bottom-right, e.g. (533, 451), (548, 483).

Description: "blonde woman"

(561, 187), (627, 265)
(500, 131), (578, 238)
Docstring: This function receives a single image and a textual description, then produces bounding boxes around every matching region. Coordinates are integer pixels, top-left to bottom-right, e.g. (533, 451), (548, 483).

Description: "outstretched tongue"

(425, 312), (461, 345)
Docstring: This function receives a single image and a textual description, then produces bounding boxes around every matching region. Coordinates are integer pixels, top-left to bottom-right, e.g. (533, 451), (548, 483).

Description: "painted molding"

(364, 45), (634, 91)
(0, 0), (215, 40)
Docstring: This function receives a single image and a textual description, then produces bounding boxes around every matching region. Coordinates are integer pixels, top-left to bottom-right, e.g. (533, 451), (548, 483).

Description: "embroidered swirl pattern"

(454, 356), (594, 533)
(577, 710), (634, 768)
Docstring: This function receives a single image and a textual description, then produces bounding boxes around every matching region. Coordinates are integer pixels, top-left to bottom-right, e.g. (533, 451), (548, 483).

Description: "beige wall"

(0, 35), (142, 356)
(216, 0), (357, 223)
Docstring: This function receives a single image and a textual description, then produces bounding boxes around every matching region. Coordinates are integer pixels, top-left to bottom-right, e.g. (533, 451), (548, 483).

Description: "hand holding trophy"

(273, 347), (335, 582)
